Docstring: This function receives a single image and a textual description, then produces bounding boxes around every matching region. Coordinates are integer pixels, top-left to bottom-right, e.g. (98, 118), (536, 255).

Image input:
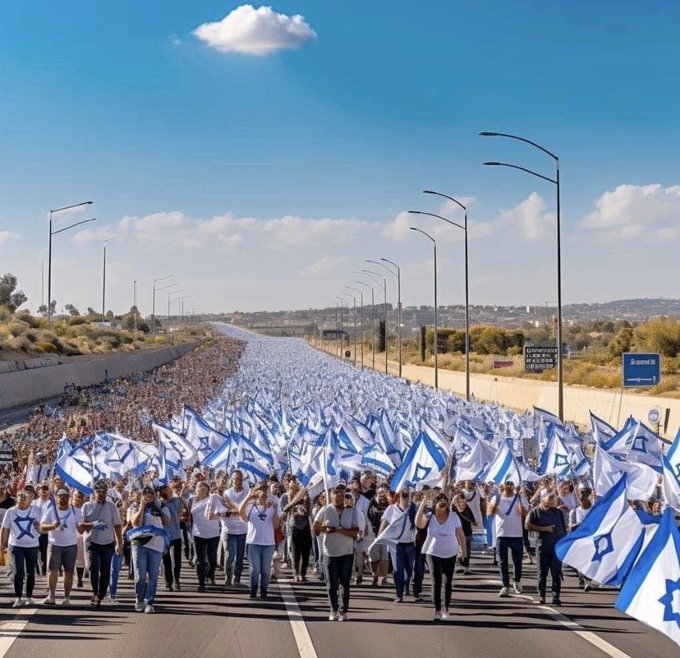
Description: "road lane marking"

(277, 579), (318, 658)
(0, 607), (39, 658)
(482, 579), (631, 658)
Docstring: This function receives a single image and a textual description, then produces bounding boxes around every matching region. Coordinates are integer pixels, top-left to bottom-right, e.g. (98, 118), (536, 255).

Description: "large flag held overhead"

(153, 423), (198, 466)
(615, 508), (680, 648)
(390, 432), (446, 492)
(482, 438), (525, 485)
(54, 445), (94, 494)
(555, 475), (648, 586)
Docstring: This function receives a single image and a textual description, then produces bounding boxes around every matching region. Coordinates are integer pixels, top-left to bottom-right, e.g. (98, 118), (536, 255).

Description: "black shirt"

(453, 505), (475, 537)
(527, 506), (567, 550)
(0, 496), (15, 510)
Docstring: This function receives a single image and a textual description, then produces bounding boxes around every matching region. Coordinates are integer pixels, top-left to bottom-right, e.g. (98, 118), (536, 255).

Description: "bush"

(35, 340), (58, 353)
(7, 320), (29, 337)
(14, 310), (40, 328)
(9, 335), (32, 351)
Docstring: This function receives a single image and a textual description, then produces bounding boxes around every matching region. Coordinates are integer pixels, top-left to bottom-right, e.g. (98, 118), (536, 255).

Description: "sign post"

(622, 353), (661, 387)
(524, 346), (558, 373)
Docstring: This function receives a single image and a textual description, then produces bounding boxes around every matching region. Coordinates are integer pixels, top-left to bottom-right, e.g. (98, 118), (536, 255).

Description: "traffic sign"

(622, 352), (661, 387)
(648, 408), (661, 425)
(524, 346), (558, 373)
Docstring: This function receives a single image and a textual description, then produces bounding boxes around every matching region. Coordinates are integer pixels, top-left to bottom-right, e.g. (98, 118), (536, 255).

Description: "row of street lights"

(333, 131), (563, 420)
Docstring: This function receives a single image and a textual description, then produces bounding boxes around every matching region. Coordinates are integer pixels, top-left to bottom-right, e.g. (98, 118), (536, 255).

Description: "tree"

(37, 300), (56, 317)
(608, 327), (633, 359)
(0, 273), (27, 312)
(65, 304), (80, 316)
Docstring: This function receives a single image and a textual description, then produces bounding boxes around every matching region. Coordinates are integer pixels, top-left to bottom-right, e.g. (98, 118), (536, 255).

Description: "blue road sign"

(622, 353), (661, 387)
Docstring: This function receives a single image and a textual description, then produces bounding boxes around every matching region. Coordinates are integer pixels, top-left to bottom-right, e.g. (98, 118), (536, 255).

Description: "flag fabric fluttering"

(615, 508), (680, 648)
(390, 432), (446, 492)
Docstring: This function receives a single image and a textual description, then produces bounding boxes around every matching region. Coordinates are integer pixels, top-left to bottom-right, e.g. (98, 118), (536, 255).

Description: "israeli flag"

(590, 412), (617, 446)
(390, 432), (446, 492)
(538, 431), (572, 477)
(454, 438), (490, 482)
(663, 429), (680, 511)
(555, 475), (647, 585)
(360, 445), (394, 476)
(153, 423), (198, 466)
(593, 443), (657, 501)
(481, 438), (523, 485)
(615, 508), (680, 648)
(203, 435), (236, 472)
(54, 446), (94, 495)
(627, 422), (663, 472)
(601, 416), (637, 458)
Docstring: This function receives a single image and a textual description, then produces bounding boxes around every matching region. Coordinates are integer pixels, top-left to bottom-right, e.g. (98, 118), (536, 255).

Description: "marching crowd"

(0, 461), (639, 621)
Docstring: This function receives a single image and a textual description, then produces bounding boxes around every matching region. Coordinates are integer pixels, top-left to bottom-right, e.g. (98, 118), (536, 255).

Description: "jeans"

(496, 536), (523, 587)
(10, 545), (39, 598)
(163, 538), (182, 587)
(537, 546), (562, 598)
(427, 554), (456, 612)
(109, 552), (124, 598)
(87, 541), (115, 599)
(248, 543), (276, 596)
(194, 536), (219, 586)
(389, 542), (416, 598)
(226, 533), (247, 581)
(323, 553), (353, 613)
(131, 543), (163, 604)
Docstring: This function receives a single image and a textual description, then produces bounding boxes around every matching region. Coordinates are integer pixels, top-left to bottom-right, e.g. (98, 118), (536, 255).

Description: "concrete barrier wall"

(0, 341), (201, 411)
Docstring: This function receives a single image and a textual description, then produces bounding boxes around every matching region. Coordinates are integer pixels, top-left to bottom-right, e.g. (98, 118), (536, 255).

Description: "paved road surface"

(0, 552), (675, 658)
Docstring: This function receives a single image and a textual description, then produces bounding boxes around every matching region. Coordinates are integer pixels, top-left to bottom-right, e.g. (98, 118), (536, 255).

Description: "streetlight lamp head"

(407, 210), (422, 215)
(483, 161), (501, 166)
(479, 131), (499, 137)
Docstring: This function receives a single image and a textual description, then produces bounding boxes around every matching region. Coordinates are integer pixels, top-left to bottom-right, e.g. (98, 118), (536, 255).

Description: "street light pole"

(345, 286), (364, 367)
(133, 280), (138, 333)
(377, 258), (402, 377)
(481, 131), (563, 420)
(355, 279), (375, 369)
(152, 275), (175, 335)
(410, 192), (471, 401)
(47, 201), (94, 328)
(102, 235), (120, 321)
(362, 269), (388, 374)
(410, 226), (438, 389)
(341, 292), (357, 366)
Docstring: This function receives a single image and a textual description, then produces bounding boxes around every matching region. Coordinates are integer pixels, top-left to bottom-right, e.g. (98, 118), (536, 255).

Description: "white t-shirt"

(244, 503), (276, 546)
(422, 512), (462, 558)
(189, 496), (221, 539)
(222, 488), (249, 535)
(382, 504), (416, 543)
(462, 488), (483, 528)
(41, 504), (82, 547)
(493, 494), (528, 538)
(1, 504), (41, 548)
(129, 503), (170, 553)
(569, 505), (590, 528)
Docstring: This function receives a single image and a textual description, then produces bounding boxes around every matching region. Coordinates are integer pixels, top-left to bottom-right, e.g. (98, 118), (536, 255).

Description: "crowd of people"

(0, 460), (626, 621)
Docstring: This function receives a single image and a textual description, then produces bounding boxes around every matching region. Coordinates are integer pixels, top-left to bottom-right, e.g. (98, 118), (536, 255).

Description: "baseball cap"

(57, 488), (70, 496)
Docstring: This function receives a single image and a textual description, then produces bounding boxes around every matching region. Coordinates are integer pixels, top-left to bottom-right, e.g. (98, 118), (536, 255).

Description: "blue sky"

(1, 1), (679, 315)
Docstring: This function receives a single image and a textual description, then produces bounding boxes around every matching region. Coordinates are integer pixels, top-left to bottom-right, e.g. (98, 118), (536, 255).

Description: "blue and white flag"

(153, 423), (198, 466)
(601, 416), (637, 458)
(593, 443), (657, 501)
(454, 438), (490, 482)
(125, 525), (171, 550)
(555, 474), (646, 585)
(390, 432), (446, 492)
(663, 429), (680, 511)
(54, 446), (94, 494)
(481, 438), (523, 485)
(615, 508), (680, 648)
(590, 412), (616, 446)
(538, 431), (572, 477)
(627, 421), (663, 472)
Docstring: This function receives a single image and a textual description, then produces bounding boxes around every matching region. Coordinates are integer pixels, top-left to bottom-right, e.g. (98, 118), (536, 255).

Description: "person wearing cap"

(487, 479), (528, 597)
(379, 490), (418, 603)
(159, 482), (185, 592)
(0, 488), (41, 607)
(39, 487), (83, 605)
(80, 481), (123, 607)
(313, 484), (359, 621)
(129, 485), (170, 613)
(526, 489), (567, 605)
(239, 482), (280, 600)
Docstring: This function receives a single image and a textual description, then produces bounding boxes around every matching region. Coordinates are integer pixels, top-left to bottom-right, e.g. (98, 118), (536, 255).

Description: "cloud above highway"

(192, 5), (317, 56)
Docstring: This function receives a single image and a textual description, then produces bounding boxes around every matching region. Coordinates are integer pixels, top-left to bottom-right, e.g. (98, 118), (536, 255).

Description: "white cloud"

(499, 192), (554, 241)
(301, 256), (347, 277)
(581, 183), (680, 240)
(192, 5), (317, 56)
(0, 230), (20, 245)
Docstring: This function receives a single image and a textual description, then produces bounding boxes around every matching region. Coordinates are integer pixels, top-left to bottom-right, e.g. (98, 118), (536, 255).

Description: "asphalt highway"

(0, 551), (675, 658)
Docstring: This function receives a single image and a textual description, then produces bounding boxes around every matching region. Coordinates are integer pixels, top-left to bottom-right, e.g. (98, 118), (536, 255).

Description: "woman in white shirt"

(189, 481), (221, 592)
(239, 483), (280, 600)
(416, 493), (467, 622)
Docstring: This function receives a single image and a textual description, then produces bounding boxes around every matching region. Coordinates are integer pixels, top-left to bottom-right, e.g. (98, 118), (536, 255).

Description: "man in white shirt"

(39, 488), (83, 605)
(222, 470), (249, 586)
(487, 479), (528, 597)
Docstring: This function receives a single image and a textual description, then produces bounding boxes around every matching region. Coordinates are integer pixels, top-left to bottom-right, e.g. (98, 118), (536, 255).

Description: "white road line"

(277, 580), (318, 658)
(482, 579), (631, 658)
(0, 607), (39, 658)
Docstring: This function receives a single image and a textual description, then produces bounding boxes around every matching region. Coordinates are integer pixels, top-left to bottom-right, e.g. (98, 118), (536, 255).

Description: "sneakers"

(433, 611), (442, 622)
(42, 595), (56, 606)
(584, 583), (592, 593)
(108, 596), (117, 605)
(513, 582), (523, 594)
(551, 597), (562, 606)
(24, 597), (35, 607)
(337, 612), (348, 622)
(413, 594), (424, 602)
(61, 597), (71, 606)
(135, 601), (145, 612)
(12, 597), (24, 608)
(328, 611), (338, 621)
(499, 586), (510, 598)
(144, 604), (155, 614)
(394, 596), (404, 603)
(441, 609), (450, 620)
